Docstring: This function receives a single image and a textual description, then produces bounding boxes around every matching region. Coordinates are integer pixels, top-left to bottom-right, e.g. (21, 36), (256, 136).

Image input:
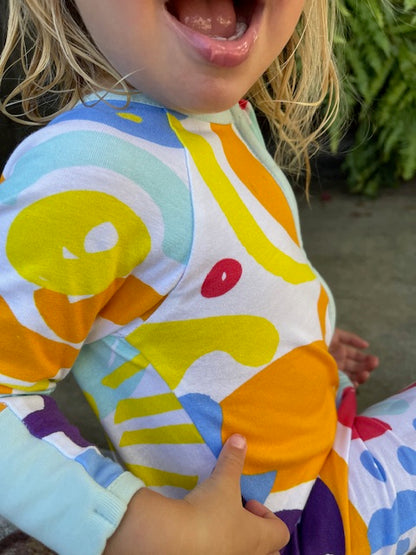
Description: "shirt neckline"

(82, 91), (235, 125)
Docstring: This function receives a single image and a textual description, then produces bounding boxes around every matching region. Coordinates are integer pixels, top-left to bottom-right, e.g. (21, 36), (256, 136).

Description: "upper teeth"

(213, 21), (247, 41)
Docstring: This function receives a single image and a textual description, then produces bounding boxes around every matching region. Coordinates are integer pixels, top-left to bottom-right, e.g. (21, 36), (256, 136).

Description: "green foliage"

(331, 0), (416, 195)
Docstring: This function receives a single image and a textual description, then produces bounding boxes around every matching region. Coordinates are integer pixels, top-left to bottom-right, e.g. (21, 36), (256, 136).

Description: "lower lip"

(164, 3), (264, 68)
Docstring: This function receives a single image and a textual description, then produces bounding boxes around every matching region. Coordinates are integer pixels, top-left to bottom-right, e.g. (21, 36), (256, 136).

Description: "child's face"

(75, 0), (305, 113)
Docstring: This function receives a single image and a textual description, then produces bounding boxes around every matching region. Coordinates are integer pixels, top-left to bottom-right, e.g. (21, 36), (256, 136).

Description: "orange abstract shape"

(34, 278), (123, 343)
(211, 123), (299, 245)
(0, 403), (6, 412)
(100, 275), (165, 325)
(317, 285), (329, 340)
(0, 385), (12, 394)
(0, 295), (78, 383)
(345, 502), (371, 555)
(0, 174), (5, 185)
(127, 315), (279, 390)
(34, 275), (165, 343)
(6, 191), (151, 295)
(220, 341), (338, 491)
(348, 500), (371, 555)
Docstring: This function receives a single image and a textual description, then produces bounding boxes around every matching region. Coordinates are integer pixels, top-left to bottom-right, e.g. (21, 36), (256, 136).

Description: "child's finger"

(250, 507), (290, 552)
(245, 499), (290, 551)
(210, 434), (247, 495)
(245, 498), (278, 519)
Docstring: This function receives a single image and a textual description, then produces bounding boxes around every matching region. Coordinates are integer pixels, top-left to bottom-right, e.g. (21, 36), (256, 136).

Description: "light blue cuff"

(0, 408), (144, 555)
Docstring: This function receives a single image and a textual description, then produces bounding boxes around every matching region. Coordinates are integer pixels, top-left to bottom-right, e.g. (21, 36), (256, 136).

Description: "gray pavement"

(298, 180), (416, 412)
(1, 180), (415, 552)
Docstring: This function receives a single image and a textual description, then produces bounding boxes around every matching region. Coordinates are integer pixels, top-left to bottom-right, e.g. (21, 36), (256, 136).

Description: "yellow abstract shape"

(120, 424), (204, 446)
(100, 275), (165, 325)
(115, 393), (182, 424)
(34, 278), (123, 343)
(126, 463), (198, 490)
(117, 112), (143, 124)
(7, 191), (151, 295)
(0, 295), (78, 383)
(220, 341), (338, 491)
(127, 315), (279, 390)
(211, 123), (299, 245)
(169, 115), (314, 284)
(317, 285), (329, 340)
(102, 353), (148, 389)
(7, 380), (51, 393)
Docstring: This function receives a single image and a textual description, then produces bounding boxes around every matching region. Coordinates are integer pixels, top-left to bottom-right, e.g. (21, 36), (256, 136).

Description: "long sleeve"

(0, 120), (156, 553)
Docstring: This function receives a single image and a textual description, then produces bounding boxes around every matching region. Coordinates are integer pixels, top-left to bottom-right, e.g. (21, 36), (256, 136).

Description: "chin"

(169, 81), (250, 114)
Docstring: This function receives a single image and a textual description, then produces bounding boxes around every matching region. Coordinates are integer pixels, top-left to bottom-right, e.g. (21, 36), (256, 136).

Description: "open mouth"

(165, 0), (256, 41)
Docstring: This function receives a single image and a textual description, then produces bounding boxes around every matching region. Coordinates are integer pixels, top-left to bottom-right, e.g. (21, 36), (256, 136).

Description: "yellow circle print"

(7, 190), (151, 295)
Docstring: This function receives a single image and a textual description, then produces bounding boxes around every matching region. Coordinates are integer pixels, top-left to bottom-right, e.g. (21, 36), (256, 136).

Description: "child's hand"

(105, 434), (289, 554)
(329, 328), (379, 387)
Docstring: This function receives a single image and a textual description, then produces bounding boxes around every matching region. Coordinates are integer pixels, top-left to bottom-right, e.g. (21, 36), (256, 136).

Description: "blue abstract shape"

(360, 450), (387, 482)
(179, 393), (223, 457)
(54, 100), (184, 148)
(413, 418), (416, 431)
(397, 446), (416, 475)
(75, 448), (124, 488)
(368, 490), (416, 552)
(240, 471), (276, 505)
(396, 538), (410, 555)
(364, 398), (409, 417)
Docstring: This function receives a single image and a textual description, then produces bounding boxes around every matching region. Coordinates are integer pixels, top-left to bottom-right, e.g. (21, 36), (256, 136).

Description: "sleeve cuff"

(0, 407), (144, 554)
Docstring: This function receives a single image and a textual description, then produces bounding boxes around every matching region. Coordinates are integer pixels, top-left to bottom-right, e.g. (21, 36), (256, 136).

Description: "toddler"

(0, 1), (415, 553)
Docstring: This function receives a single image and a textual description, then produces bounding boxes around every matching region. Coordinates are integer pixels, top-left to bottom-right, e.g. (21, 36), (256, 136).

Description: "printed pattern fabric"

(0, 95), (415, 554)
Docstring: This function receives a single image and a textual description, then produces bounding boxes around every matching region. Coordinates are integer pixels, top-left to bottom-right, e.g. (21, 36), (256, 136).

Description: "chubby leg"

(348, 383), (416, 554)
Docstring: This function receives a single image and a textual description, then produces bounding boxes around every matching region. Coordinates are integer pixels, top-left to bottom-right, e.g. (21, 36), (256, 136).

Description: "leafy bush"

(331, 0), (416, 195)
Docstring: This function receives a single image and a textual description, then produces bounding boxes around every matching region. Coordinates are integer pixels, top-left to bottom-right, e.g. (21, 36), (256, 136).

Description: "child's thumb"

(211, 434), (247, 493)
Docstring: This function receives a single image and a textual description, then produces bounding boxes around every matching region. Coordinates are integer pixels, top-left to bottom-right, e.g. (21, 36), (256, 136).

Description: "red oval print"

(201, 259), (243, 298)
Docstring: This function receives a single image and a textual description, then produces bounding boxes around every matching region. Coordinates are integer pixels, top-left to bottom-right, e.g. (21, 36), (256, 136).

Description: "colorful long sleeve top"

(0, 93), (358, 554)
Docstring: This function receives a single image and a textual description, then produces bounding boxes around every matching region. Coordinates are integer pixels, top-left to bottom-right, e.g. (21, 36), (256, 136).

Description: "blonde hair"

(0, 0), (340, 182)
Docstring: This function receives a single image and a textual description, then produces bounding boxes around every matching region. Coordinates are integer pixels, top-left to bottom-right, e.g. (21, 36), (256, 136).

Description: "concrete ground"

(298, 179), (416, 413)
(1, 179), (415, 552)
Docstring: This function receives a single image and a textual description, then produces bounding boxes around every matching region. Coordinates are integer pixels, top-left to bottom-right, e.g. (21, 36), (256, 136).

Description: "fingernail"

(229, 434), (246, 449)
